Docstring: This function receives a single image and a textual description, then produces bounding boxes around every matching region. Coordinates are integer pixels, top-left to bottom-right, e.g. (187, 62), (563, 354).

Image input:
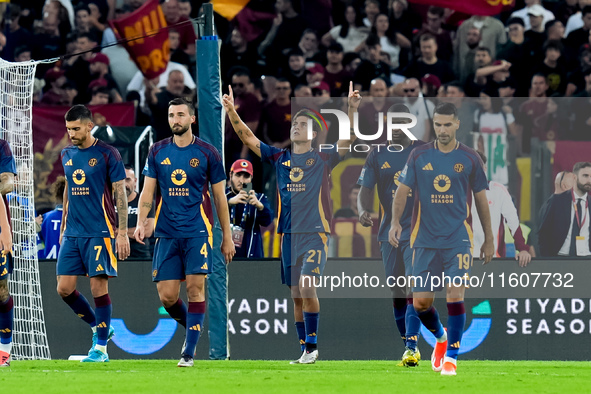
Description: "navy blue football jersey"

(61, 139), (125, 238)
(357, 141), (426, 242)
(399, 141), (488, 249)
(143, 136), (225, 238)
(260, 143), (341, 234)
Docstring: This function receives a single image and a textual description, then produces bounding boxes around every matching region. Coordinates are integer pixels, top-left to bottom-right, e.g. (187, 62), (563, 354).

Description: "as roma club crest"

(88, 158), (98, 167)
(190, 158), (200, 168)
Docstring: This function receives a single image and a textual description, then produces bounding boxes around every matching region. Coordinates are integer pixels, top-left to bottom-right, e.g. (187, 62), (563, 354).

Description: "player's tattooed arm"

(113, 180), (128, 233)
(222, 86), (262, 157)
(0, 172), (14, 195)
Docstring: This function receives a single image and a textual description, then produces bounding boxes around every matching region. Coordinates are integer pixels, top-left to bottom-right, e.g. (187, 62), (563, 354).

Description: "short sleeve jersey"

(398, 141), (488, 249)
(260, 142), (341, 234)
(143, 136), (225, 238)
(61, 139), (125, 238)
(357, 141), (426, 242)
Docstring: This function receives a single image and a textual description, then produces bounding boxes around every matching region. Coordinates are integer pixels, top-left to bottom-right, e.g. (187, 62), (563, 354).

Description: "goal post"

(0, 58), (51, 360)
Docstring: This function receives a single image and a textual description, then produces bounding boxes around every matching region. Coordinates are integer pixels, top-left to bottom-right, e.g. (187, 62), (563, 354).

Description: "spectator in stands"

(353, 35), (391, 91)
(404, 34), (455, 84)
(44, 0), (73, 39)
(443, 81), (477, 146)
(363, 0), (381, 28)
(456, 15), (506, 80)
(355, 78), (389, 150)
(226, 160), (274, 258)
(74, 4), (93, 34)
(258, 0), (307, 71)
(321, 4), (369, 53)
(421, 74), (441, 98)
(524, 5), (548, 51)
(123, 166), (154, 259)
(88, 85), (110, 105)
(402, 77), (434, 141)
(565, 0), (591, 36)
(294, 84), (312, 97)
(534, 40), (567, 96)
(538, 162), (591, 257)
(281, 48), (308, 92)
(177, 0), (199, 36)
(367, 13), (403, 70)
(127, 61), (196, 112)
(32, 12), (64, 77)
(518, 73), (549, 152)
(554, 0), (578, 25)
(474, 59), (512, 93)
(89, 53), (122, 103)
(454, 25), (482, 84)
(298, 29), (321, 61)
(260, 78), (292, 149)
(224, 69), (262, 172)
(565, 46), (591, 95)
(40, 68), (67, 106)
(62, 80), (78, 107)
(2, 4), (32, 62)
(546, 19), (567, 44)
(221, 27), (261, 87)
(324, 43), (351, 97)
(305, 63), (324, 87)
(414, 6), (453, 62)
(335, 184), (361, 218)
(64, 32), (98, 104)
(388, 0), (422, 43)
(162, 0), (197, 56)
(146, 70), (187, 141)
(555, 171), (576, 194)
(567, 6), (591, 55)
(37, 176), (66, 260)
(511, 0), (555, 31)
(498, 17), (538, 96)
(14, 45), (31, 62)
(169, 28), (191, 69)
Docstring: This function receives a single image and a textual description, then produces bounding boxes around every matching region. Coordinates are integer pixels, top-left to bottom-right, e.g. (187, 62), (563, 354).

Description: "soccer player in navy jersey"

(134, 97), (235, 367)
(0, 139), (16, 367)
(389, 102), (494, 375)
(223, 82), (360, 364)
(357, 104), (427, 366)
(57, 104), (130, 363)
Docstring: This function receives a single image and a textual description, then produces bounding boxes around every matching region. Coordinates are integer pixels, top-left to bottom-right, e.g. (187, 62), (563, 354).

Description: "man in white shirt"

(471, 152), (532, 267)
(511, 0), (555, 31)
(402, 78), (434, 142)
(538, 162), (591, 256)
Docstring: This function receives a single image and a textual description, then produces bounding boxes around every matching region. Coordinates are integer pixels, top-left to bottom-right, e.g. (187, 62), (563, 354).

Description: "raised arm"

(134, 176), (157, 245)
(222, 86), (262, 157)
(211, 180), (236, 264)
(336, 82), (361, 157)
(112, 179), (130, 260)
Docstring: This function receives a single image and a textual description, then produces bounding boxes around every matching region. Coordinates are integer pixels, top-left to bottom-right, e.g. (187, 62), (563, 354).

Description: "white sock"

(95, 344), (107, 354)
(0, 342), (12, 354)
(436, 330), (447, 343)
(91, 326), (97, 333)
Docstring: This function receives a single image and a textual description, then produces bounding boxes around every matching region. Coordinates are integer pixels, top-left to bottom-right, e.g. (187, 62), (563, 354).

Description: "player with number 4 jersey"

(135, 98), (235, 368)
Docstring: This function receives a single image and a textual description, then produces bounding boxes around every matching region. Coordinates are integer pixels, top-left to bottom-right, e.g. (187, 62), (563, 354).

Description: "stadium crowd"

(1, 0), (590, 259)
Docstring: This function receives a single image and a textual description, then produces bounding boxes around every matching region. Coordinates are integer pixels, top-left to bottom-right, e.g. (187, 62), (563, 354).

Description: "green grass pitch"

(0, 360), (587, 393)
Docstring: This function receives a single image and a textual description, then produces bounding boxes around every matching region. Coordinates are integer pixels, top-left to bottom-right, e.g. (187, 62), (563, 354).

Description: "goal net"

(0, 58), (51, 360)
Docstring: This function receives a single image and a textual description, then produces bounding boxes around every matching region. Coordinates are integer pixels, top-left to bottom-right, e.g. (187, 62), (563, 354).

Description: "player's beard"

(171, 123), (190, 136)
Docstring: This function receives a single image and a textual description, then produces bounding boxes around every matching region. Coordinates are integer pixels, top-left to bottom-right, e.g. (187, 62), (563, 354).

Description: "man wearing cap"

(525, 4), (550, 50)
(226, 160), (273, 258)
(89, 53), (122, 103)
(41, 68), (68, 106)
(510, 0), (555, 31)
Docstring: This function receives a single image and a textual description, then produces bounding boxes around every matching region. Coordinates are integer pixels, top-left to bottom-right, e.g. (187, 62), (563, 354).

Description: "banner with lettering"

(32, 103), (135, 212)
(110, 0), (170, 80)
(408, 0), (514, 16)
